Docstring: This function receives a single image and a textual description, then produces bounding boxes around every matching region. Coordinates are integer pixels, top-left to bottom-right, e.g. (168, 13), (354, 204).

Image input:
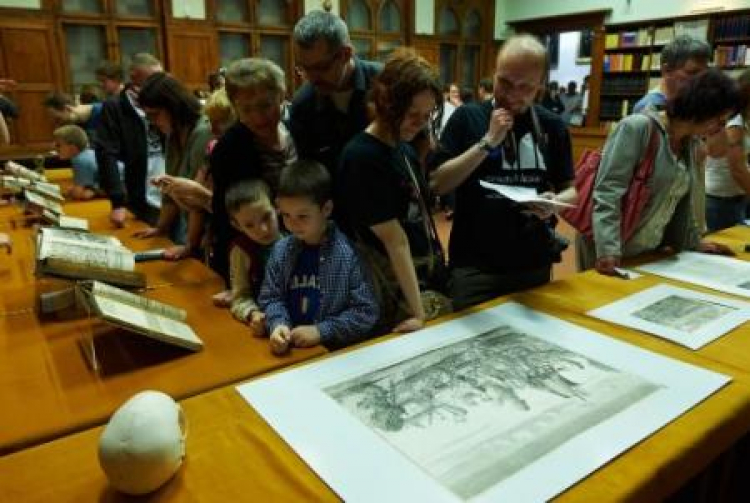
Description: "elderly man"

(431, 34), (576, 311)
(288, 10), (381, 180)
(95, 53), (164, 227)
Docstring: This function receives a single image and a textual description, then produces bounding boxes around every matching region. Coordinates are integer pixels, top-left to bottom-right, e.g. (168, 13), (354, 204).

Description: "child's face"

(207, 108), (233, 137)
(53, 140), (78, 161)
(231, 198), (280, 246)
(277, 196), (332, 246)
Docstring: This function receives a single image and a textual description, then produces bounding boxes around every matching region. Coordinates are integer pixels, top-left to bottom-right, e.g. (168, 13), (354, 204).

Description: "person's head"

(207, 72), (225, 92)
(137, 72), (202, 137)
(225, 58), (285, 142)
(477, 78), (493, 101)
(548, 81), (559, 93)
(204, 88), (236, 137)
(95, 61), (124, 96)
(566, 81), (578, 95)
(293, 10), (354, 94)
(53, 124), (88, 160)
(79, 84), (102, 104)
(370, 48), (442, 143)
(276, 160), (332, 245)
(666, 68), (740, 137)
(448, 83), (462, 106)
(225, 179), (279, 246)
(460, 86), (474, 104)
(43, 92), (76, 125)
(661, 35), (711, 100)
(128, 53), (163, 90)
(493, 34), (548, 115)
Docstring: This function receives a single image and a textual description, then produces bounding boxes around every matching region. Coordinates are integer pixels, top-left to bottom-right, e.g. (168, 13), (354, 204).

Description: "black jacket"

(94, 90), (162, 221)
(288, 58), (382, 179)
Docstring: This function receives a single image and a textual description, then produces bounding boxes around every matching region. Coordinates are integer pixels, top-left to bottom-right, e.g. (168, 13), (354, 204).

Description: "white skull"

(98, 390), (186, 495)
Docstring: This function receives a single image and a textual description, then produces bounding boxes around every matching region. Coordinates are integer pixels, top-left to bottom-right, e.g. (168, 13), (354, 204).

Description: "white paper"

(637, 252), (750, 299)
(588, 284), (750, 349)
(479, 181), (575, 208)
(237, 303), (729, 503)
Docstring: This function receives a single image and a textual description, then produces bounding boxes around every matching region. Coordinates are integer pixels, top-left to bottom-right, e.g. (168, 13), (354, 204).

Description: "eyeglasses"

(295, 49), (342, 76)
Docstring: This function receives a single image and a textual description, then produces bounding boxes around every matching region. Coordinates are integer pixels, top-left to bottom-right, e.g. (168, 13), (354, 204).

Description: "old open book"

(76, 280), (203, 351)
(35, 227), (146, 288)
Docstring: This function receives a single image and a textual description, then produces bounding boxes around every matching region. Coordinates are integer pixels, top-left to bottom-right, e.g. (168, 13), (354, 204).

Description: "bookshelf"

(597, 13), (750, 123)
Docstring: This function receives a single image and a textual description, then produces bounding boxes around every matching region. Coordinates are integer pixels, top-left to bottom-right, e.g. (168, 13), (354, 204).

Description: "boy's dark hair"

(95, 60), (123, 81)
(43, 91), (74, 111)
(667, 68), (741, 122)
(478, 77), (493, 93)
(277, 160), (331, 206)
(661, 35), (712, 70)
(225, 179), (272, 216)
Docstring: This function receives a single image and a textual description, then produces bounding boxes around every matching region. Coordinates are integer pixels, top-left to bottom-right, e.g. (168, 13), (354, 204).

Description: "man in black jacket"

(94, 53), (163, 227)
(288, 10), (381, 181)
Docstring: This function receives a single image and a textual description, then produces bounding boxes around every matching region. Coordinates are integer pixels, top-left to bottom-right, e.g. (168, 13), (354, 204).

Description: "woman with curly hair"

(580, 68), (740, 275)
(337, 48), (449, 335)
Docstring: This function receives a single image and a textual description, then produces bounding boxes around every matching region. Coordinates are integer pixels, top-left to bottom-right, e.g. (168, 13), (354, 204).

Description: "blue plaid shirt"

(259, 223), (379, 350)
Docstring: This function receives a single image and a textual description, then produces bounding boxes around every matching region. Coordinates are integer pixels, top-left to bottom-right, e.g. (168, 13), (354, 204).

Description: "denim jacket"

(259, 223), (379, 350)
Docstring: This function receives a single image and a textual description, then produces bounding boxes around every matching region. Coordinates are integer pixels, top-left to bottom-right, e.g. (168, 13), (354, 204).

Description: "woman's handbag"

(559, 115), (660, 242)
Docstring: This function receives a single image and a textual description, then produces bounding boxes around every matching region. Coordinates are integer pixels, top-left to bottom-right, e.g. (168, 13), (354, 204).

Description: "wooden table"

(0, 196), (328, 454)
(4, 263), (750, 501)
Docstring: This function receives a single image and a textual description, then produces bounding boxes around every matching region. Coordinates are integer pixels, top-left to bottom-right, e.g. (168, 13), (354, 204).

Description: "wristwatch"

(477, 137), (496, 153)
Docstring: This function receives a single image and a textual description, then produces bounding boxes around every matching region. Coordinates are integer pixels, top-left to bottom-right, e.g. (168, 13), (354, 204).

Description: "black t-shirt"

(337, 132), (431, 258)
(431, 101), (574, 272)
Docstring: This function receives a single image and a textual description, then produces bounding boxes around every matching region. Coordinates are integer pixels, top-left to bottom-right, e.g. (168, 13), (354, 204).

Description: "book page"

(25, 190), (63, 215)
(88, 281), (186, 321)
(42, 227), (121, 247)
(57, 215), (89, 231)
(39, 239), (134, 271)
(94, 296), (202, 350)
(27, 183), (64, 202)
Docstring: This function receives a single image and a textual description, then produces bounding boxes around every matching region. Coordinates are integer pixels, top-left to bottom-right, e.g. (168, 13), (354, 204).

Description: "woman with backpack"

(577, 69), (739, 275)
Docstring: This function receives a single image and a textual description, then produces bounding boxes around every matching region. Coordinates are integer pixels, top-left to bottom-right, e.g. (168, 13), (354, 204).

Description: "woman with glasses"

(337, 48), (450, 335)
(134, 72), (213, 258)
(209, 58), (297, 287)
(579, 69), (739, 275)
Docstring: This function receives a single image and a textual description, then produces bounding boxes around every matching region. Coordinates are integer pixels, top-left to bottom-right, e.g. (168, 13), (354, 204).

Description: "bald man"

(431, 34), (576, 310)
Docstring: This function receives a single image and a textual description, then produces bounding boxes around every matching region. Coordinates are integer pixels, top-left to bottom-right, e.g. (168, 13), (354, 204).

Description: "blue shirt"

(287, 245), (321, 325)
(633, 90), (666, 113)
(71, 148), (99, 189)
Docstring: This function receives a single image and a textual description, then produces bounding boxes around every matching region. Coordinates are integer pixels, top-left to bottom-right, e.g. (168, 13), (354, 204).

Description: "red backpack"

(560, 116), (661, 242)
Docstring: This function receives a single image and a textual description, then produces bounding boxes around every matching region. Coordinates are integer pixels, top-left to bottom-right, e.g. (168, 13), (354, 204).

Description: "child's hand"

(270, 325), (291, 355)
(248, 311), (266, 337)
(393, 317), (425, 333)
(163, 244), (191, 261)
(290, 325), (321, 347)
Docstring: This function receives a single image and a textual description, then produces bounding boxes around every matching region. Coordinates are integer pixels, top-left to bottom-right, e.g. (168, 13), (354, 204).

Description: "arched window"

(346, 0), (372, 31)
(463, 9), (481, 39)
(379, 0), (401, 33)
(438, 7), (459, 36)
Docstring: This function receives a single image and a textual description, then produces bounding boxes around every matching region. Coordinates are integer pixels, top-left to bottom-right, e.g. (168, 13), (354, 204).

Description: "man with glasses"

(430, 34), (575, 311)
(288, 10), (381, 180)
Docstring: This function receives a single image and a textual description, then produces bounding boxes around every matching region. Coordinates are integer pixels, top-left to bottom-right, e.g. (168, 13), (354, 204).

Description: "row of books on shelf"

(714, 15), (750, 41)
(605, 28), (652, 49)
(604, 53), (661, 72)
(600, 98), (635, 119)
(714, 45), (750, 68)
(601, 75), (648, 95)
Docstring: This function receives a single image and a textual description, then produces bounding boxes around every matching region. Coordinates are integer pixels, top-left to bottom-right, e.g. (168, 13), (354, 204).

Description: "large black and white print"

(325, 326), (659, 500)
